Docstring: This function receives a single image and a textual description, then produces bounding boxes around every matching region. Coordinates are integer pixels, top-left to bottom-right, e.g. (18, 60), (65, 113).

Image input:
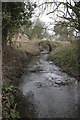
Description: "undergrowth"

(48, 43), (79, 78)
(2, 45), (32, 119)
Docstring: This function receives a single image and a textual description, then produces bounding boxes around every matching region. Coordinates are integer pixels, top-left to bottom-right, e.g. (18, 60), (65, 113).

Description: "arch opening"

(38, 42), (52, 53)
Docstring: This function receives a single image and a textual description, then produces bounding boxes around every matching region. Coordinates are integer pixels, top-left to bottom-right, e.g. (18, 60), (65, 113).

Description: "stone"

(50, 62), (53, 64)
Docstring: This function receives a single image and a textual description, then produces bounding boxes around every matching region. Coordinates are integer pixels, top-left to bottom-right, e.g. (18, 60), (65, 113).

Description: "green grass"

(48, 44), (79, 77)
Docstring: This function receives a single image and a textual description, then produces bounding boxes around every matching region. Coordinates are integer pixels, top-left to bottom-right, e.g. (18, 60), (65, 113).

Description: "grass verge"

(48, 42), (79, 78)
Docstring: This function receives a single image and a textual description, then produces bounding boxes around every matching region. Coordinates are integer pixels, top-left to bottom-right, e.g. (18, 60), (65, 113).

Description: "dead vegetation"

(2, 38), (41, 118)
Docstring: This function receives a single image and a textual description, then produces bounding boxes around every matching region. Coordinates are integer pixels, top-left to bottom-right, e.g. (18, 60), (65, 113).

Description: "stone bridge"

(38, 41), (52, 53)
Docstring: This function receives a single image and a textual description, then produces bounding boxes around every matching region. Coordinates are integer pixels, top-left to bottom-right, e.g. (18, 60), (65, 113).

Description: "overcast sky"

(30, 0), (78, 35)
(30, 0), (67, 35)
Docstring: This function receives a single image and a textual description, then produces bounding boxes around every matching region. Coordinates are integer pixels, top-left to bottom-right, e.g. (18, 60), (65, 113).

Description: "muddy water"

(16, 52), (78, 118)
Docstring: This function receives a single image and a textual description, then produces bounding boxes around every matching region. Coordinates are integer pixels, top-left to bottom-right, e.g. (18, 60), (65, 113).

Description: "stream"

(16, 52), (78, 118)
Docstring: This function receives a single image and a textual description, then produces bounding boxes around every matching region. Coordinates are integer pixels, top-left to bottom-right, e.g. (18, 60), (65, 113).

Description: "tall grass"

(48, 43), (79, 78)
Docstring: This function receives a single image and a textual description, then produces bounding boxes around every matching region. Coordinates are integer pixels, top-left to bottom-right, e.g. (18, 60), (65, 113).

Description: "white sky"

(30, 0), (78, 35)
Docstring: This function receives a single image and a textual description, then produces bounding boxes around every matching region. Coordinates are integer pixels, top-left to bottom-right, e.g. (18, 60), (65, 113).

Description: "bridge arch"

(38, 41), (52, 53)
